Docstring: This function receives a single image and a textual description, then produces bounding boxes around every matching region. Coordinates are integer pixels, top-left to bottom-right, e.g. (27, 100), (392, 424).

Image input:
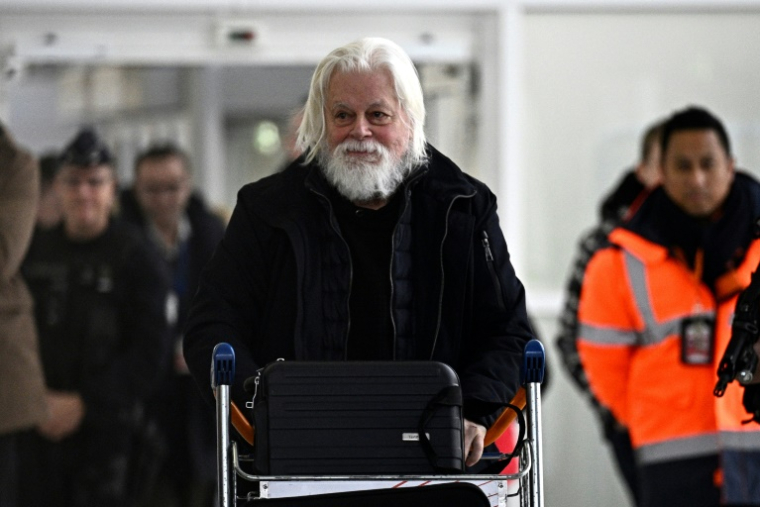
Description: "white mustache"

(334, 139), (386, 157)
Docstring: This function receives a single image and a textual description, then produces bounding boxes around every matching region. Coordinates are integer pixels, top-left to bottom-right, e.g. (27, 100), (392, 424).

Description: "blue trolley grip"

(212, 343), (236, 507)
(521, 339), (546, 385)
(212, 342), (236, 388)
(522, 339), (545, 507)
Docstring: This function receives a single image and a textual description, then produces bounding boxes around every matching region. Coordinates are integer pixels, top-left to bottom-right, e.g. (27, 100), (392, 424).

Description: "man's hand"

(38, 390), (85, 442)
(464, 418), (487, 467)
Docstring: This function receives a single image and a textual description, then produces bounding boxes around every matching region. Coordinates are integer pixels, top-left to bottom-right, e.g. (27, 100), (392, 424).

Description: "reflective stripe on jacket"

(578, 228), (760, 464)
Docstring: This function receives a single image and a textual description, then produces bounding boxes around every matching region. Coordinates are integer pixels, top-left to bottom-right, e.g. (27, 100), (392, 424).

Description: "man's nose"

(72, 182), (94, 196)
(350, 116), (372, 139)
(689, 168), (708, 188)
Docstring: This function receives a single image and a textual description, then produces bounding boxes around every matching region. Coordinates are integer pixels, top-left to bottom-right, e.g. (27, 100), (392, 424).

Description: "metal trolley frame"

(211, 340), (546, 507)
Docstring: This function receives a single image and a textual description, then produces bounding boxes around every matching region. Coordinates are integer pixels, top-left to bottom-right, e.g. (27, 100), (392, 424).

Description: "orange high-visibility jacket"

(578, 227), (760, 466)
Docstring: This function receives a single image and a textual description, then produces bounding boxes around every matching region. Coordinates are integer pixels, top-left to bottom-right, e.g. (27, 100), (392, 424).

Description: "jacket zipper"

(387, 189), (414, 360)
(309, 188), (353, 359)
(430, 191), (477, 359)
(482, 230), (507, 311)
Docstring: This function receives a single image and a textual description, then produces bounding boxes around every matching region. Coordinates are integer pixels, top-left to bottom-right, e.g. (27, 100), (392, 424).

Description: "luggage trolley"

(211, 340), (546, 507)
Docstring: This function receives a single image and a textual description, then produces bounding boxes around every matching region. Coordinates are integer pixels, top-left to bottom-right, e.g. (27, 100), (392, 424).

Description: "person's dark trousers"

(604, 421), (640, 506)
(17, 423), (135, 507)
(722, 449), (760, 506)
(0, 433), (18, 507)
(639, 454), (721, 507)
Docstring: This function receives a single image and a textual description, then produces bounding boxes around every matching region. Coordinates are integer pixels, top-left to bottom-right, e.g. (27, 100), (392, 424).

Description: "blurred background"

(4, 1), (760, 505)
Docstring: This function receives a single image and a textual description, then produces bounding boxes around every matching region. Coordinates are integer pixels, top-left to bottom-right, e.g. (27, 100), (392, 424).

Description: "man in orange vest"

(578, 106), (760, 507)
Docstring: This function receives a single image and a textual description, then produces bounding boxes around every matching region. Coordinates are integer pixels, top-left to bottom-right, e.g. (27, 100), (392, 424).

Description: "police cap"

(60, 128), (114, 168)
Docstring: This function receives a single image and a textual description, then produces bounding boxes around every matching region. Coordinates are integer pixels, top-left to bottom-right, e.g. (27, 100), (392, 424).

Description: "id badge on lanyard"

(680, 315), (715, 365)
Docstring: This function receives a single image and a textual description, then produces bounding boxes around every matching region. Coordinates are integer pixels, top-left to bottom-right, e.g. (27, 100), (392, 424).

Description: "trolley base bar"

(257, 478), (517, 507)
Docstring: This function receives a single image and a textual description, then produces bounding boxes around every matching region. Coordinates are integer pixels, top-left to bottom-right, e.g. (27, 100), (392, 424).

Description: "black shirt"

(331, 190), (403, 360)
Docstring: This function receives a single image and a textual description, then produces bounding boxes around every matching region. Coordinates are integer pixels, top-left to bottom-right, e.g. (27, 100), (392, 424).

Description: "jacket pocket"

(481, 230), (506, 311)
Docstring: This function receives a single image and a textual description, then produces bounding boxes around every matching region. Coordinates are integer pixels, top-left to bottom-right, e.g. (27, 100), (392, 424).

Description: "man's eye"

(675, 160), (692, 172)
(370, 111), (391, 123)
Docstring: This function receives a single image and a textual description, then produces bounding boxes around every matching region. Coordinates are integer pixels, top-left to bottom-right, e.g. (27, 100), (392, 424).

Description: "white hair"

(297, 37), (427, 166)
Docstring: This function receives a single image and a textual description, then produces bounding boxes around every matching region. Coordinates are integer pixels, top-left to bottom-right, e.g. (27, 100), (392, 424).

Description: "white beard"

(319, 139), (411, 204)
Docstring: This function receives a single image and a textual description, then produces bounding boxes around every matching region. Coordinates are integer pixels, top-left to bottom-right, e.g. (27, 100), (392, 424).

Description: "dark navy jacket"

(183, 144), (533, 426)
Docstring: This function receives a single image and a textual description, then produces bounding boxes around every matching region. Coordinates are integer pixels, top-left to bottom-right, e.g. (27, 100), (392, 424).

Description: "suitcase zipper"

(246, 358), (285, 409)
(246, 375), (260, 409)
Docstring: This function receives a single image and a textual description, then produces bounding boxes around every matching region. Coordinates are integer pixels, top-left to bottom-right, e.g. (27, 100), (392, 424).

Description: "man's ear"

(634, 161), (646, 180)
(109, 171), (119, 191)
(656, 159), (665, 178)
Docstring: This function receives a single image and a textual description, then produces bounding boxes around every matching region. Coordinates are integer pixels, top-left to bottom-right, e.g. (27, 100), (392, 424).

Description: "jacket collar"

(619, 171), (760, 290)
(608, 227), (670, 264)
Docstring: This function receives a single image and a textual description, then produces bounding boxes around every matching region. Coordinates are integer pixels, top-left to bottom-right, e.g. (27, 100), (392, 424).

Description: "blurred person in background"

(0, 122), (47, 507)
(119, 143), (225, 507)
(19, 128), (170, 507)
(555, 119), (664, 506)
(35, 152), (62, 230)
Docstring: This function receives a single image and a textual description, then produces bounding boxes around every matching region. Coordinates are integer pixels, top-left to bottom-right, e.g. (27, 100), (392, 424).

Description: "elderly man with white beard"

(183, 37), (534, 469)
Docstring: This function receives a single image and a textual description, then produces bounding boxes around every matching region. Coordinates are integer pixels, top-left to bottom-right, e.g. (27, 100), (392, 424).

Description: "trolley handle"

(213, 341), (540, 453)
(483, 387), (526, 446)
(483, 339), (546, 446)
(522, 339), (546, 385)
(211, 342), (235, 388)
(210, 343), (255, 446)
(212, 342), (238, 507)
(522, 338), (546, 507)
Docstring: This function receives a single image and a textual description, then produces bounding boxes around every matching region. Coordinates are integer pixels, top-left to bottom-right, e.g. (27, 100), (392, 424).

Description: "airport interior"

(4, 1), (760, 506)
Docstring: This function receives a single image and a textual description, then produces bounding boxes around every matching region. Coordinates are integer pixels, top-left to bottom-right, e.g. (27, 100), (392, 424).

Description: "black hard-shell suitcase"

(243, 482), (490, 507)
(251, 361), (465, 475)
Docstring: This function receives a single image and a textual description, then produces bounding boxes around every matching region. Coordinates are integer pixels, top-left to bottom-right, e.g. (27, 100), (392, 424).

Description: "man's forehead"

(328, 98), (394, 110)
(667, 130), (726, 154)
(326, 70), (398, 105)
(138, 156), (188, 175)
(60, 163), (113, 176)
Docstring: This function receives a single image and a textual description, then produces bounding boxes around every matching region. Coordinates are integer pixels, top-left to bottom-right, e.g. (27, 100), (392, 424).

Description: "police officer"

(19, 128), (170, 507)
